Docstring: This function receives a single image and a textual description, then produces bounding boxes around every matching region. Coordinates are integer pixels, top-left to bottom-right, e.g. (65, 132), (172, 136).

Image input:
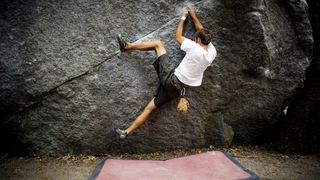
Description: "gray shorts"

(153, 54), (183, 107)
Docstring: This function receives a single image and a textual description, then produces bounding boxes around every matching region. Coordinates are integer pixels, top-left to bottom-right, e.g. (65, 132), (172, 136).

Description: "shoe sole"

(117, 34), (127, 52)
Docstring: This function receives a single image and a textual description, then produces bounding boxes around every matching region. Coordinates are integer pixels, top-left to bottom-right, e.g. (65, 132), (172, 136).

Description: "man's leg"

(119, 35), (166, 58)
(116, 99), (157, 138)
(116, 37), (167, 138)
(125, 99), (157, 135)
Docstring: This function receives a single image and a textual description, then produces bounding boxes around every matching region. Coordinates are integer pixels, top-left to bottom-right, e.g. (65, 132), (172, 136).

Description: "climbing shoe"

(116, 34), (128, 52)
(116, 128), (127, 139)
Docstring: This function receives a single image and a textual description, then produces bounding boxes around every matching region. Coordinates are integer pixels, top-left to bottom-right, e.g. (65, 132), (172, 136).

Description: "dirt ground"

(0, 145), (319, 180)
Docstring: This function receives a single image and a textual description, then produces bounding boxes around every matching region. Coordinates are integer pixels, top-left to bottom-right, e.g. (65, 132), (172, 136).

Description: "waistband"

(171, 74), (189, 96)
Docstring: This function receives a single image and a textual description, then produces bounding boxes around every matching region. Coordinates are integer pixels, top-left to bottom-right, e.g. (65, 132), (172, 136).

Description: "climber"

(116, 4), (217, 139)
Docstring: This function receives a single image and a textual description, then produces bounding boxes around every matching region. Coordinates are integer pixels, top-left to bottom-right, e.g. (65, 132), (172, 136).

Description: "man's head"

(195, 28), (212, 45)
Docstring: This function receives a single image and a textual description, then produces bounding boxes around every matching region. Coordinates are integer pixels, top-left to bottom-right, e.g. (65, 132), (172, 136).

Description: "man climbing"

(116, 4), (217, 139)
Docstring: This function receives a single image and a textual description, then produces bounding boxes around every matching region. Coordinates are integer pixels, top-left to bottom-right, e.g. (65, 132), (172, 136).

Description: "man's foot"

(116, 34), (128, 52)
(116, 128), (127, 139)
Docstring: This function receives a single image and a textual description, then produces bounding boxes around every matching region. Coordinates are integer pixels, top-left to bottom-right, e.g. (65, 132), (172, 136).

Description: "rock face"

(0, 0), (313, 155)
(278, 0), (320, 154)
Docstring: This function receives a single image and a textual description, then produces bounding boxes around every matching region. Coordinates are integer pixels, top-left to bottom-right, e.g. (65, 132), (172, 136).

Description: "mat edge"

(222, 151), (260, 180)
(88, 159), (106, 180)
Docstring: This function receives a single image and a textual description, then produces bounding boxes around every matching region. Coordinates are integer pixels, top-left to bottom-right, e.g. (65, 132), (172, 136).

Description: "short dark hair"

(195, 28), (212, 45)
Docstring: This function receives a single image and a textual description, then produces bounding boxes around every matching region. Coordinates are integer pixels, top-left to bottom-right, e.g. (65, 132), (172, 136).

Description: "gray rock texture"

(278, 0), (320, 154)
(0, 0), (313, 155)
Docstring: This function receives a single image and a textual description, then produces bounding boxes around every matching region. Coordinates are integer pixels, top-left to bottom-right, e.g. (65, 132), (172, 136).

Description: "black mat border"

(222, 151), (260, 180)
(88, 159), (106, 180)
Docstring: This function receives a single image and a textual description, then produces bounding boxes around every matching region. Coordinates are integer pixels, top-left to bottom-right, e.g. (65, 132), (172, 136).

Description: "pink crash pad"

(89, 151), (259, 180)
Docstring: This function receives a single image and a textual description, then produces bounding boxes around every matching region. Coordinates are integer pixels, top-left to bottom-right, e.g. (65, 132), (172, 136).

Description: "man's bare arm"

(187, 4), (203, 32)
(176, 8), (188, 45)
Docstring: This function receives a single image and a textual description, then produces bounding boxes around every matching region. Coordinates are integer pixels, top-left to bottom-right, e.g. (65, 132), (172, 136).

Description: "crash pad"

(89, 151), (259, 180)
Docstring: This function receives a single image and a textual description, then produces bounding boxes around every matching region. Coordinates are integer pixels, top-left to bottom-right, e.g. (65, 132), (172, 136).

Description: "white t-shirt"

(174, 38), (217, 86)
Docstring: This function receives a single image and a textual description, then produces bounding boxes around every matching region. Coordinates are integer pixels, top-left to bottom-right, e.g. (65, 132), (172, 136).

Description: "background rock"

(278, 0), (320, 154)
(0, 0), (313, 155)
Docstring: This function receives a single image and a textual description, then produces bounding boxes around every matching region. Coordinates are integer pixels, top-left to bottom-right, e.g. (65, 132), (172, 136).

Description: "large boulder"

(0, 0), (312, 155)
